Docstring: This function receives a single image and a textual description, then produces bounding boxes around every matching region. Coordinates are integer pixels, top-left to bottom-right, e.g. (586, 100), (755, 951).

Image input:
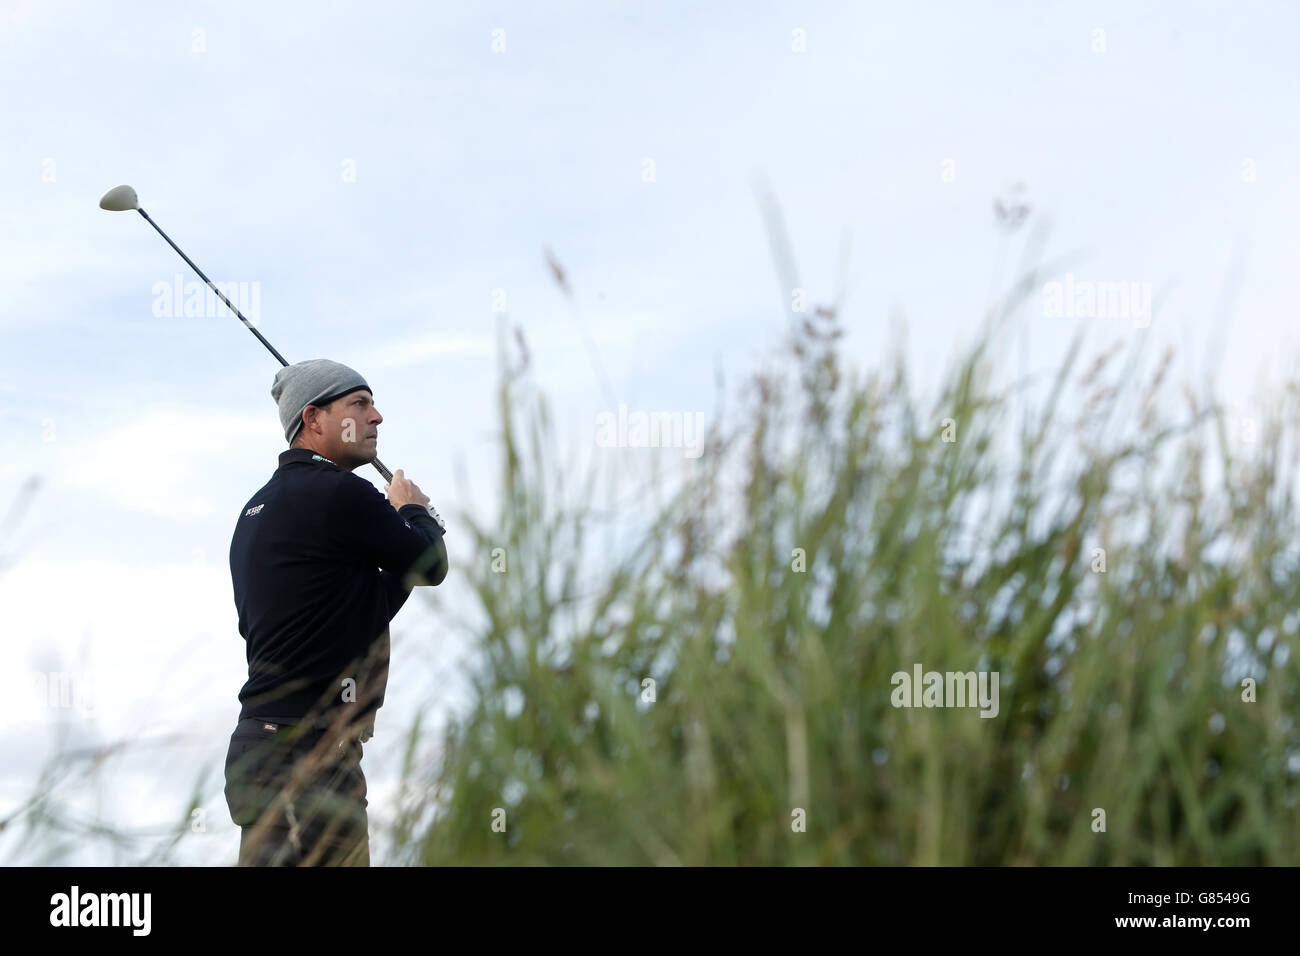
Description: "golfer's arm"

(397, 506), (449, 587)
(328, 477), (448, 587)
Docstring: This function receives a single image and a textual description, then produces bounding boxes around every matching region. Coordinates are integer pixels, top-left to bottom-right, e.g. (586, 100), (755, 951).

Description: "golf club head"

(99, 185), (139, 211)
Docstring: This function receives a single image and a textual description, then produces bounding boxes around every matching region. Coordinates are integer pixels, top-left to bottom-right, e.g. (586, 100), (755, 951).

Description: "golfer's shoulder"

(326, 469), (387, 511)
(233, 477), (276, 523)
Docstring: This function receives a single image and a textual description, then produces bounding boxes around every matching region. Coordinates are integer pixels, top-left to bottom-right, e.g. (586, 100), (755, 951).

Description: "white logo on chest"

(245, 503), (265, 517)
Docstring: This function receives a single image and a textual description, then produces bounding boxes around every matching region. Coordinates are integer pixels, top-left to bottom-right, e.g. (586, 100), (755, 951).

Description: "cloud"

(56, 406), (275, 519)
(0, 559), (242, 733)
(359, 334), (494, 372)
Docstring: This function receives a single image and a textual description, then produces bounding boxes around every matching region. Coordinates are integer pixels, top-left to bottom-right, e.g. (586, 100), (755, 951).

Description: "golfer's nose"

(371, 407), (383, 425)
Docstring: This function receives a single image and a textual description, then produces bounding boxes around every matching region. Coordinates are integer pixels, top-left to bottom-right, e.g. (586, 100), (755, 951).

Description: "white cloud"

(0, 558), (243, 733)
(359, 334), (494, 371)
(55, 406), (275, 519)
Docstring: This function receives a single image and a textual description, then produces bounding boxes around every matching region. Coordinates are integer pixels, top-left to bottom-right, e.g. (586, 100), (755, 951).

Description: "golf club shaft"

(135, 207), (395, 484)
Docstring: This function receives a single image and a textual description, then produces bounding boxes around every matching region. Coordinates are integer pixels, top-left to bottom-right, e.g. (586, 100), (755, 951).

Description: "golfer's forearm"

(401, 509), (449, 586)
(423, 535), (449, 586)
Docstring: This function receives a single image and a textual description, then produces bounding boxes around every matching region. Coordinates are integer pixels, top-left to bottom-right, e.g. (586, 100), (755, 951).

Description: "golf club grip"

(374, 459), (444, 529)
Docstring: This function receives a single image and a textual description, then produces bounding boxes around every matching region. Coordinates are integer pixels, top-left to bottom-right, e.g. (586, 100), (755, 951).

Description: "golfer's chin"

(337, 443), (376, 469)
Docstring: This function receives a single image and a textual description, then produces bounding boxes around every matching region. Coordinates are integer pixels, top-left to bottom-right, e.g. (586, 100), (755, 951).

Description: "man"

(223, 358), (449, 866)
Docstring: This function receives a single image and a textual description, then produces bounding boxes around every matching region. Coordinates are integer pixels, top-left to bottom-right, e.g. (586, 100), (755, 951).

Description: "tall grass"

(390, 281), (1300, 866)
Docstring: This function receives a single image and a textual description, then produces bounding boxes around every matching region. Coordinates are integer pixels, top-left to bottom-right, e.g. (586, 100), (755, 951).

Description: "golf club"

(99, 184), (408, 488)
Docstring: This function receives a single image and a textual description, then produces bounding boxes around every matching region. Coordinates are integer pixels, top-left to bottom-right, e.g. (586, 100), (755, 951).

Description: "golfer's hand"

(385, 469), (430, 511)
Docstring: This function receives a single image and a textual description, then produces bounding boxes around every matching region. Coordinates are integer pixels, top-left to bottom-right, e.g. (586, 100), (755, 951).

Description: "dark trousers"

(223, 717), (370, 866)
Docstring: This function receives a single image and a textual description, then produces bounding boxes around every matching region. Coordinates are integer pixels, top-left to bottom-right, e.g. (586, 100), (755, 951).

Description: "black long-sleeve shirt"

(229, 448), (447, 727)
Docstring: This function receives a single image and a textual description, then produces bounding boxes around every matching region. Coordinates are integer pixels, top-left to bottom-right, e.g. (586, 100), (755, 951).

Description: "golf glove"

(427, 503), (446, 532)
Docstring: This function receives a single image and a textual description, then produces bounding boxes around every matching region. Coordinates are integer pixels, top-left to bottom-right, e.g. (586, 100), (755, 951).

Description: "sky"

(2, 0), (1299, 864)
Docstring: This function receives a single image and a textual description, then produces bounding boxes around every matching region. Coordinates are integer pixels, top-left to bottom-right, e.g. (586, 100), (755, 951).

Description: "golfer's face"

(333, 391), (382, 460)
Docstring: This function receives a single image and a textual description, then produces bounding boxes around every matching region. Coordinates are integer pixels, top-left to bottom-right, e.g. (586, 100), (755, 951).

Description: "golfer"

(223, 359), (448, 866)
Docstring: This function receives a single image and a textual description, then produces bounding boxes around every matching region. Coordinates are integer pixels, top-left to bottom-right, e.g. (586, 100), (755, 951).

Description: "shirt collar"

(278, 448), (340, 470)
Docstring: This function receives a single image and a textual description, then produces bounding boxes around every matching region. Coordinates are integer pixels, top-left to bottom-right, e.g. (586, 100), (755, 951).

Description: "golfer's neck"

(296, 439), (349, 469)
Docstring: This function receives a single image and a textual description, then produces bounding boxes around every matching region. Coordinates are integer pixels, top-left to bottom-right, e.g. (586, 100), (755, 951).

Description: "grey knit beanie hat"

(271, 359), (372, 444)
